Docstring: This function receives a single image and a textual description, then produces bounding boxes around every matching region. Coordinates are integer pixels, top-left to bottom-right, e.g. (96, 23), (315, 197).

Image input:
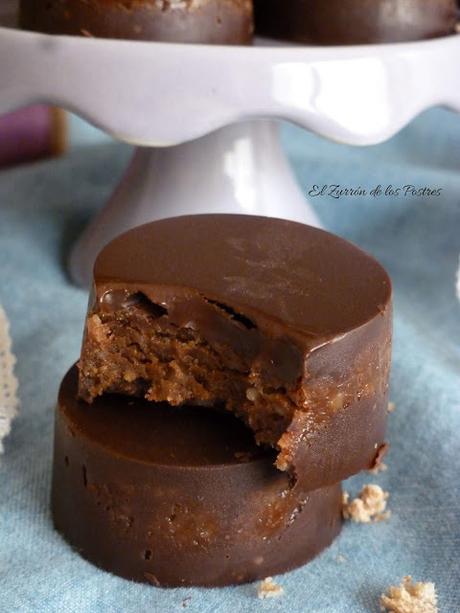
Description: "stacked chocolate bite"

(21, 0), (458, 44)
(52, 215), (392, 587)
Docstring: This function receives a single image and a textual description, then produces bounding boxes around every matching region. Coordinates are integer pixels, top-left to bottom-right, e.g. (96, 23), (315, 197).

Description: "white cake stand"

(1, 3), (460, 285)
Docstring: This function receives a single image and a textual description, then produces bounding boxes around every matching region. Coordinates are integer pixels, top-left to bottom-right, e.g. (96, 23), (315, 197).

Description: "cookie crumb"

(257, 577), (284, 599)
(342, 484), (390, 523)
(182, 596), (192, 608)
(369, 462), (388, 475)
(388, 402), (396, 413)
(380, 576), (438, 613)
(335, 554), (347, 564)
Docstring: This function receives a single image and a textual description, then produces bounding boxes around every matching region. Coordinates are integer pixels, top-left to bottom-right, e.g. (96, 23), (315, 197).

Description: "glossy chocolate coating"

(79, 215), (392, 491)
(254, 0), (458, 45)
(20, 0), (253, 45)
(52, 367), (343, 587)
(93, 216), (390, 337)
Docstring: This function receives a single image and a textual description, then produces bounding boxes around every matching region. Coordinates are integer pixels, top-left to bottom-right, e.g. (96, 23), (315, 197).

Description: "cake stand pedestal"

(70, 120), (315, 286)
(0, 7), (459, 285)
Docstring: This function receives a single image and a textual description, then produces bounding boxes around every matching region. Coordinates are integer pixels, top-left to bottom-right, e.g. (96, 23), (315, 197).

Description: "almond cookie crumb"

(380, 576), (438, 613)
(342, 484), (391, 523)
(257, 577), (284, 599)
(388, 402), (396, 413)
(369, 461), (388, 475)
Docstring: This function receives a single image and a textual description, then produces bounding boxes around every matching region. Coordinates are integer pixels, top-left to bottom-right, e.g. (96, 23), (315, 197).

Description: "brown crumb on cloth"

(257, 577), (284, 599)
(342, 484), (391, 523)
(380, 576), (438, 613)
(369, 461), (388, 475)
(388, 402), (396, 413)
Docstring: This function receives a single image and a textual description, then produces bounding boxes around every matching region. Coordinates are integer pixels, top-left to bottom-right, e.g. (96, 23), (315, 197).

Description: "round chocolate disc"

(52, 367), (342, 587)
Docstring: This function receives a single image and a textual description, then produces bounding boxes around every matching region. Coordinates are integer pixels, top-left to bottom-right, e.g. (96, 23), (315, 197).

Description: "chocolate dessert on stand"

(254, 0), (458, 45)
(19, 0), (254, 44)
(20, 0), (458, 44)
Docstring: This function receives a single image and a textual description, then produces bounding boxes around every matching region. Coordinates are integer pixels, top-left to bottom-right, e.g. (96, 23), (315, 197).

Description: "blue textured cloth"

(1, 108), (459, 613)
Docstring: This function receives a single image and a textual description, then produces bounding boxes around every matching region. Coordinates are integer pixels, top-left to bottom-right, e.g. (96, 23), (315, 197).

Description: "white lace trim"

(0, 305), (19, 454)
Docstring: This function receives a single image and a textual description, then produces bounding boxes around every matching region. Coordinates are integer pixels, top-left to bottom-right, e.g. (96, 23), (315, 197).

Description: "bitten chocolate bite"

(78, 215), (392, 491)
(254, 0), (458, 45)
(52, 367), (342, 587)
(20, 0), (253, 45)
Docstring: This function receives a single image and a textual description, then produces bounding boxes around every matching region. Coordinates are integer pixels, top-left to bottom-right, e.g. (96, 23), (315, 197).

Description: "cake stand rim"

(1, 20), (459, 54)
(0, 24), (459, 147)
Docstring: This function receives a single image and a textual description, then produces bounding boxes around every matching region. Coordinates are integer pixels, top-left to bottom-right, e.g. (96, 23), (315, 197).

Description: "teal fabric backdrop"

(0, 108), (459, 612)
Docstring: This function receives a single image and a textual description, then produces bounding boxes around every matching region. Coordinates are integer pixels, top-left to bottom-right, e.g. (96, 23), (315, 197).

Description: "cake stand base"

(69, 120), (321, 287)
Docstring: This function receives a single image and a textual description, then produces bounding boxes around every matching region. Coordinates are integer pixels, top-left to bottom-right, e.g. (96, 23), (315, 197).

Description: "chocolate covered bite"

(254, 0), (458, 45)
(53, 367), (342, 587)
(78, 214), (392, 490)
(20, 0), (254, 45)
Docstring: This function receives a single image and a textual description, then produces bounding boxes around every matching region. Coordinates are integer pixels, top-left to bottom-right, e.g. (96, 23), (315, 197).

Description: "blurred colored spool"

(0, 106), (67, 169)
